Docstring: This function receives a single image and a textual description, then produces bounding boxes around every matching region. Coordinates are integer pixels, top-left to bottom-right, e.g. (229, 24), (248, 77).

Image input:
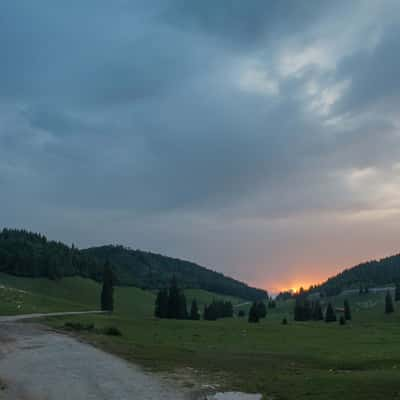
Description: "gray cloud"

(1, 1), (400, 291)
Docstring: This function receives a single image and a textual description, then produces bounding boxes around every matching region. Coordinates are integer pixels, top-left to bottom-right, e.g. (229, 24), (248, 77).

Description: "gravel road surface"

(0, 313), (193, 400)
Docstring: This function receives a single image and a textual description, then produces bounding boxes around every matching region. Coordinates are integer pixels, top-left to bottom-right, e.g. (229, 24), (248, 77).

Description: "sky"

(1, 1), (400, 293)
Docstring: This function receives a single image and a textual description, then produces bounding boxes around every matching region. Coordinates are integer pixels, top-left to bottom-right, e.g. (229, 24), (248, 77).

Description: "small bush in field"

(102, 326), (122, 336)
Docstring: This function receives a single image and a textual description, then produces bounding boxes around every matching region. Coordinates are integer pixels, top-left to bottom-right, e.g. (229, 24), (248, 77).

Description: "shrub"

(282, 317), (288, 325)
(339, 316), (346, 325)
(102, 326), (122, 336)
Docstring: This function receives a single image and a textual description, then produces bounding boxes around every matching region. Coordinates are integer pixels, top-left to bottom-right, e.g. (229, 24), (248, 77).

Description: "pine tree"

(203, 305), (208, 320)
(190, 299), (200, 320)
(325, 303), (336, 322)
(154, 288), (168, 318)
(165, 276), (188, 320)
(248, 302), (259, 323)
(178, 292), (188, 319)
(256, 301), (267, 318)
(101, 262), (114, 312)
(344, 299), (351, 320)
(155, 290), (162, 318)
(312, 301), (324, 320)
(385, 290), (394, 314)
(294, 298), (304, 321)
(167, 276), (180, 319)
(268, 300), (276, 309)
(203, 303), (217, 320)
(303, 299), (312, 320)
(395, 283), (400, 302)
(224, 301), (234, 317)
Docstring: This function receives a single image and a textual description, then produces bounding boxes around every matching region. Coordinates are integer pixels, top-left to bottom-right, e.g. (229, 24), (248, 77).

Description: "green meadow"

(1, 274), (400, 399)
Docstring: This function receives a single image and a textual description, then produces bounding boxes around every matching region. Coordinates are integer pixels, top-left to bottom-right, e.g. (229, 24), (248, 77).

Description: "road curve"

(0, 316), (193, 400)
(0, 310), (106, 323)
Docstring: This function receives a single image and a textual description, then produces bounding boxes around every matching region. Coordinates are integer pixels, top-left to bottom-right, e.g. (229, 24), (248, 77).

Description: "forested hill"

(313, 252), (400, 296)
(0, 229), (267, 301)
(0, 229), (103, 280)
(82, 245), (267, 301)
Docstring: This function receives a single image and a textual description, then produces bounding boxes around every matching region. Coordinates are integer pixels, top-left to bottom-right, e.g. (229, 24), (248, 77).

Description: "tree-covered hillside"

(313, 253), (400, 296)
(0, 229), (102, 280)
(83, 245), (267, 301)
(0, 229), (266, 301)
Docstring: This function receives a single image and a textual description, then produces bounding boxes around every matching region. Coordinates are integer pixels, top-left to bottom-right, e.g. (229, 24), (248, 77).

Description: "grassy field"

(43, 290), (400, 400)
(0, 273), (100, 314)
(0, 273), (246, 317)
(2, 273), (400, 399)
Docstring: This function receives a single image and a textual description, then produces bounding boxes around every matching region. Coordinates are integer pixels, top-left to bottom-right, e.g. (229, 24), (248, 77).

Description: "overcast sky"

(1, 1), (400, 292)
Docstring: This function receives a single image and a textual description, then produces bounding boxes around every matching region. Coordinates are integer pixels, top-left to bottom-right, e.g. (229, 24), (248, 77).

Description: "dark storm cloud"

(334, 23), (400, 114)
(1, 0), (400, 290)
(164, 0), (341, 48)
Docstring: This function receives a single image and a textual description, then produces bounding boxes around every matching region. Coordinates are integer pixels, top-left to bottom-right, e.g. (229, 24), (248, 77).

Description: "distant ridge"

(82, 245), (267, 301)
(0, 228), (267, 301)
(311, 252), (400, 296)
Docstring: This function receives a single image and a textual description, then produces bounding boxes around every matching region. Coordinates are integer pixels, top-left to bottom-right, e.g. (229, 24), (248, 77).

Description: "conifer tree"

(167, 276), (180, 319)
(344, 299), (351, 320)
(190, 299), (200, 320)
(325, 303), (336, 322)
(312, 301), (323, 320)
(178, 292), (188, 319)
(101, 261), (114, 312)
(155, 290), (162, 318)
(248, 302), (259, 323)
(294, 297), (304, 321)
(303, 299), (312, 320)
(268, 300), (276, 309)
(154, 288), (168, 318)
(385, 290), (394, 314)
(203, 303), (217, 320)
(256, 301), (267, 318)
(395, 283), (400, 302)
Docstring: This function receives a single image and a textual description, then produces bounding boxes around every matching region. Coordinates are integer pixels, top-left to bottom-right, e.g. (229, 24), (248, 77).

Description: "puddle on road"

(207, 392), (262, 400)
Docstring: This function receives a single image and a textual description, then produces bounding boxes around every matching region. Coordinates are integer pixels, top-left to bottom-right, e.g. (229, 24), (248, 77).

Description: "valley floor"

(2, 275), (400, 399)
(0, 317), (193, 400)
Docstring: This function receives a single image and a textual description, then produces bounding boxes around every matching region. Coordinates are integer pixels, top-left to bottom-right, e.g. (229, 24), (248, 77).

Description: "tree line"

(0, 228), (267, 302)
(203, 300), (233, 320)
(248, 300), (267, 323)
(0, 229), (103, 281)
(154, 276), (190, 319)
(309, 252), (400, 296)
(154, 277), (271, 322)
(293, 297), (352, 324)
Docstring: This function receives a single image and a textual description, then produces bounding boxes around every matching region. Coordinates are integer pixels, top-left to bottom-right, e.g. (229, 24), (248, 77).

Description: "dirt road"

(0, 314), (193, 400)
